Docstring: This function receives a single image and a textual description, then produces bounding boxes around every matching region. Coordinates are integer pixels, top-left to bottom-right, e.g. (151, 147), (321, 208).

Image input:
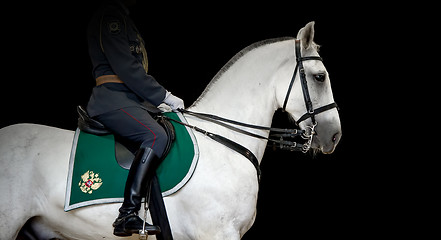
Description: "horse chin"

(311, 138), (336, 155)
(321, 145), (336, 154)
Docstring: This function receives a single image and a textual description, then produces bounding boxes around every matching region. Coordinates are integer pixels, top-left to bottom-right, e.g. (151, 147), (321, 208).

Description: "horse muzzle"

(311, 122), (342, 154)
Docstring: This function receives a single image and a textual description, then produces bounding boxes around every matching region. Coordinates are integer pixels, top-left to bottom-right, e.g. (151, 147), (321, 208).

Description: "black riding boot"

(113, 147), (161, 236)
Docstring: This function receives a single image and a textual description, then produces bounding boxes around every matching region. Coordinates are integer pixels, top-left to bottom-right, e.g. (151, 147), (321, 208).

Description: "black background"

(1, 1), (416, 239)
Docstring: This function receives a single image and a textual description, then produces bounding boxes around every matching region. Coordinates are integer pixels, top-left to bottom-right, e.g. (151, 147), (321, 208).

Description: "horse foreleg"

(164, 150), (259, 240)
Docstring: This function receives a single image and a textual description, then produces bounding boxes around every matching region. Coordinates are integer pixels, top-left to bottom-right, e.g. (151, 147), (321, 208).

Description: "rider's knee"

(140, 127), (167, 158)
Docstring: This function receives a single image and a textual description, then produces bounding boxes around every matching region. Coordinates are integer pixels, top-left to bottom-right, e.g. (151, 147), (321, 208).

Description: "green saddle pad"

(64, 112), (199, 211)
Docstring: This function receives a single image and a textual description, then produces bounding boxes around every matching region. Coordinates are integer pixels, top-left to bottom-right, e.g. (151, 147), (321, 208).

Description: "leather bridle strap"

(296, 102), (339, 124)
(282, 39), (338, 125)
(163, 114), (262, 181)
(179, 108), (304, 134)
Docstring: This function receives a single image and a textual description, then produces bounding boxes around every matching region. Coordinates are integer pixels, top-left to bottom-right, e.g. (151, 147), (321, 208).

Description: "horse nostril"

(332, 132), (340, 143)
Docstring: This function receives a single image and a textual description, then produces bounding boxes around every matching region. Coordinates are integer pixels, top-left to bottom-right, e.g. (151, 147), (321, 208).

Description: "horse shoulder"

(164, 131), (258, 239)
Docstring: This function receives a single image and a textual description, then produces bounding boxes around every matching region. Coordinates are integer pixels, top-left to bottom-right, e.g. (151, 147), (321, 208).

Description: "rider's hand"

(163, 91), (185, 111)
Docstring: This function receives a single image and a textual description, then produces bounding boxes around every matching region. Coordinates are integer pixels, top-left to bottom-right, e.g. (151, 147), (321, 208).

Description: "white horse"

(0, 21), (341, 239)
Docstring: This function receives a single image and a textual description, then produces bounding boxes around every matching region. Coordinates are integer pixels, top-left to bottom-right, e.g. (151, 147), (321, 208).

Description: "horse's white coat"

(0, 22), (341, 239)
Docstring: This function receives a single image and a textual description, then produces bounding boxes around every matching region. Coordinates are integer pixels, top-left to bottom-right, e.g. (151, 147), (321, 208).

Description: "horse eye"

(314, 73), (326, 82)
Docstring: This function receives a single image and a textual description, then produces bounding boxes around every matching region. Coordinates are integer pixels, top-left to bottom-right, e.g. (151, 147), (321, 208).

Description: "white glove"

(163, 91), (184, 111)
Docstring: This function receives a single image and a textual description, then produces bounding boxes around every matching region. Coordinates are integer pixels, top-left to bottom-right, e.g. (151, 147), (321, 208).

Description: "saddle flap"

(115, 141), (135, 170)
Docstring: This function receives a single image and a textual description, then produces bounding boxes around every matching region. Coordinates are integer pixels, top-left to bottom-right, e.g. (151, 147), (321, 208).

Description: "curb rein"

(162, 39), (338, 181)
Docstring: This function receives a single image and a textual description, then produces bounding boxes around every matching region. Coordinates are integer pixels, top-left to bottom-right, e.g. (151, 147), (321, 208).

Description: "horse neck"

(188, 39), (293, 159)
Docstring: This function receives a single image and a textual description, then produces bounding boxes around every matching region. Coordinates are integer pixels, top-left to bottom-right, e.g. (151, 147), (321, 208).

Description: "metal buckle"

(301, 122), (317, 153)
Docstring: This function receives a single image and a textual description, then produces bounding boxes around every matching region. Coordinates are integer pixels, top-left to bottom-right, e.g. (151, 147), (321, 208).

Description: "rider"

(86, 0), (184, 236)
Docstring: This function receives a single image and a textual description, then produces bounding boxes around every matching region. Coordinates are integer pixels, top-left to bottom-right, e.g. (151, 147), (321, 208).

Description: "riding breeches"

(94, 106), (167, 158)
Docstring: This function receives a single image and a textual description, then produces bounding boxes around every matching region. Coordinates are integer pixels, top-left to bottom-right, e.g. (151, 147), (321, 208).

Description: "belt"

(96, 75), (124, 86)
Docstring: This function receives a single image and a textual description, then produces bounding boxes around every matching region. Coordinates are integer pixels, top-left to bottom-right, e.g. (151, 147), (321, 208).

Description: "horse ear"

(296, 21), (315, 49)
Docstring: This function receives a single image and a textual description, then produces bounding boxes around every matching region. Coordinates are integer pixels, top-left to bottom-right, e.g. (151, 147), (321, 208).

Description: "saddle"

(76, 105), (176, 169)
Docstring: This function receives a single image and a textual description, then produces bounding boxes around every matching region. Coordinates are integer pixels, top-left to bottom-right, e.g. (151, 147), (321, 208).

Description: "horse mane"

(192, 37), (294, 106)
(211, 37), (294, 83)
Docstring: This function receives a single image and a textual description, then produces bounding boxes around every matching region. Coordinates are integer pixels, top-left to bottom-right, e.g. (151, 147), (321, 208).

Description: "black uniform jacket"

(87, 0), (166, 117)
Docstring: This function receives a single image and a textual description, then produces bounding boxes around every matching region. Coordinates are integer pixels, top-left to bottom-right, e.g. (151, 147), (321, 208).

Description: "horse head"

(276, 21), (341, 154)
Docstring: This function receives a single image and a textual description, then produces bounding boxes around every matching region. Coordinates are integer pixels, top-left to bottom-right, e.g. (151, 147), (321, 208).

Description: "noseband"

(282, 39), (338, 126)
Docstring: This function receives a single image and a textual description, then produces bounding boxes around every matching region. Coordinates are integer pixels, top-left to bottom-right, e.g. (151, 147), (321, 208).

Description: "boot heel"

(113, 226), (132, 236)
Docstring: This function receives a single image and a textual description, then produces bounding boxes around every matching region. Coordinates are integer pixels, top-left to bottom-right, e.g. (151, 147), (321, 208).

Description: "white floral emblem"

(78, 170), (103, 194)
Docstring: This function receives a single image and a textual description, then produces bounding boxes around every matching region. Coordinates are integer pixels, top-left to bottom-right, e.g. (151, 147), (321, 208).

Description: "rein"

(177, 108), (312, 152)
(162, 112), (262, 181)
(164, 39), (338, 181)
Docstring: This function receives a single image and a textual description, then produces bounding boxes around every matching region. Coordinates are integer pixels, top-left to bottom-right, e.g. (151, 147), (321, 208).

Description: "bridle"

(282, 39), (338, 125)
(281, 39), (338, 150)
